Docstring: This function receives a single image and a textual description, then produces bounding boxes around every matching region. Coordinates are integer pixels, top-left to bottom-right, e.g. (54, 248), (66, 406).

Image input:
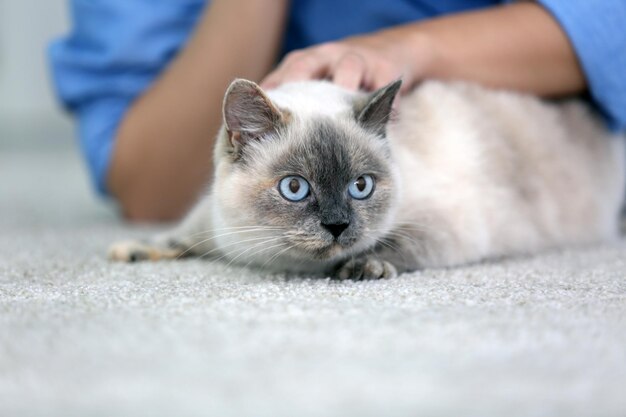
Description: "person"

(49, 0), (626, 221)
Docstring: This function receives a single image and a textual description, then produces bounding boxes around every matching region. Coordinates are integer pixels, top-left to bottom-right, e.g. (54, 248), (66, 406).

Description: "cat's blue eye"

(278, 176), (310, 202)
(348, 175), (375, 199)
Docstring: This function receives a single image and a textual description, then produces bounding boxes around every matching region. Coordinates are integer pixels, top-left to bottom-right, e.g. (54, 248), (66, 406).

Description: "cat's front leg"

(332, 225), (432, 279)
(334, 256), (398, 280)
(109, 196), (215, 263)
(108, 235), (192, 262)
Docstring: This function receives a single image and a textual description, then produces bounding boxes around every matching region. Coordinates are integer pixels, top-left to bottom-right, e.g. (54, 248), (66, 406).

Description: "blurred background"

(0, 0), (114, 227)
(0, 0), (71, 146)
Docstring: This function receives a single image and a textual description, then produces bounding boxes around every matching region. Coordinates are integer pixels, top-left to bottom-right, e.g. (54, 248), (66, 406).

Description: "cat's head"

(210, 78), (401, 269)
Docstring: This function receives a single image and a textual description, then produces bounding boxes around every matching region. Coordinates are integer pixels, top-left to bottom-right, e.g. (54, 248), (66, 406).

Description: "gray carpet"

(1, 131), (625, 417)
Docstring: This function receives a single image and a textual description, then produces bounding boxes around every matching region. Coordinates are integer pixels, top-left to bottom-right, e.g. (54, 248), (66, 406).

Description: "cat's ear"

(355, 79), (402, 137)
(222, 79), (284, 149)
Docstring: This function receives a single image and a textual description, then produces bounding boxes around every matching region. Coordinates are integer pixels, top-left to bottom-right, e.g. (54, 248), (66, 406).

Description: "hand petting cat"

(261, 27), (430, 93)
(263, 3), (585, 98)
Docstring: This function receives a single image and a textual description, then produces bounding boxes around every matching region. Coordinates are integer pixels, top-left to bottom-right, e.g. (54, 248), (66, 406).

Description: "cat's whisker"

(242, 241), (291, 270)
(365, 227), (424, 267)
(241, 244), (284, 270)
(395, 222), (450, 237)
(382, 225), (430, 235)
(200, 235), (286, 261)
(207, 234), (286, 263)
(386, 231), (428, 257)
(176, 227), (285, 259)
(224, 240), (288, 268)
(379, 230), (422, 246)
(183, 225), (286, 239)
(261, 244), (296, 269)
(368, 224), (440, 247)
(376, 237), (400, 252)
(225, 239), (286, 265)
(376, 236), (415, 266)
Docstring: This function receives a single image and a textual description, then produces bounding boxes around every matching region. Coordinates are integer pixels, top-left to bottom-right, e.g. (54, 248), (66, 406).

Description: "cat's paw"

(108, 240), (183, 262)
(334, 257), (397, 280)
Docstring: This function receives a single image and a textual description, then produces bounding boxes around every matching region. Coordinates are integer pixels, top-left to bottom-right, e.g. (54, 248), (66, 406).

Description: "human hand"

(261, 25), (434, 93)
(263, 3), (586, 100)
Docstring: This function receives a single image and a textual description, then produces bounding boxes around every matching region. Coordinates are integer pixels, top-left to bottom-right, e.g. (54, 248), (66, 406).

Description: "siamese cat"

(109, 79), (625, 279)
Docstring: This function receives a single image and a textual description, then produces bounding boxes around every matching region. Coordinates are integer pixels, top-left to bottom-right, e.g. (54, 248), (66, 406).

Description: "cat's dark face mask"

(216, 79), (401, 263)
(261, 117), (395, 260)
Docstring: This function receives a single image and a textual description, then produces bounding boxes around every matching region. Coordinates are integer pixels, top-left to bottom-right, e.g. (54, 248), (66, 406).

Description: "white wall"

(0, 0), (71, 131)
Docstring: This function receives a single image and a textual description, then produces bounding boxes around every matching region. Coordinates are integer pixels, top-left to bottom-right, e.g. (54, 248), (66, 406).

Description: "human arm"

(262, 2), (584, 97)
(50, 0), (290, 221)
(109, 0), (289, 221)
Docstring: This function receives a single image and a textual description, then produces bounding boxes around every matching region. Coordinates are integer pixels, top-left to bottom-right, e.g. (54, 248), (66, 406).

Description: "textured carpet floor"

(1, 140), (625, 417)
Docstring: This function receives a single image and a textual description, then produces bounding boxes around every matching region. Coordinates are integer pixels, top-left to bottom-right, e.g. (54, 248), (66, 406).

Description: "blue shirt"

(49, 0), (626, 195)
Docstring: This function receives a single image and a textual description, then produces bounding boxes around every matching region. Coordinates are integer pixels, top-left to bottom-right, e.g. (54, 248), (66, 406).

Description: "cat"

(109, 78), (625, 279)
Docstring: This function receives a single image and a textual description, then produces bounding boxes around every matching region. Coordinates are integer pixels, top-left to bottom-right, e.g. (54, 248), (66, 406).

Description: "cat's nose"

(321, 222), (350, 239)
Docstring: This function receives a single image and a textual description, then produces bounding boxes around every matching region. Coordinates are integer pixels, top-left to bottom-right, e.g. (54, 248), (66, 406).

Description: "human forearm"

(263, 2), (585, 98)
(417, 2), (585, 96)
(108, 0), (289, 221)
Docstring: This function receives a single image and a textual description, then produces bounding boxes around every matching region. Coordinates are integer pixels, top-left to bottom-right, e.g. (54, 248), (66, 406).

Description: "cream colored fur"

(388, 81), (624, 267)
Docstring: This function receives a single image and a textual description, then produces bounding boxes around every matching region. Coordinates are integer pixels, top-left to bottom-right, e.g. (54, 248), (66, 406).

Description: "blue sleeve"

(537, 0), (626, 132)
(48, 0), (206, 195)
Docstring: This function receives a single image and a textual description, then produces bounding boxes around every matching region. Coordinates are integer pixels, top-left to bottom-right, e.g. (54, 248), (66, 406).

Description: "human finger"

(331, 52), (367, 91)
(261, 49), (331, 89)
(370, 62), (405, 92)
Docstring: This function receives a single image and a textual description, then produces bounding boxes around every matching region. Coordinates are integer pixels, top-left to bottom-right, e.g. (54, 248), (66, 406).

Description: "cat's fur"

(109, 79), (625, 279)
